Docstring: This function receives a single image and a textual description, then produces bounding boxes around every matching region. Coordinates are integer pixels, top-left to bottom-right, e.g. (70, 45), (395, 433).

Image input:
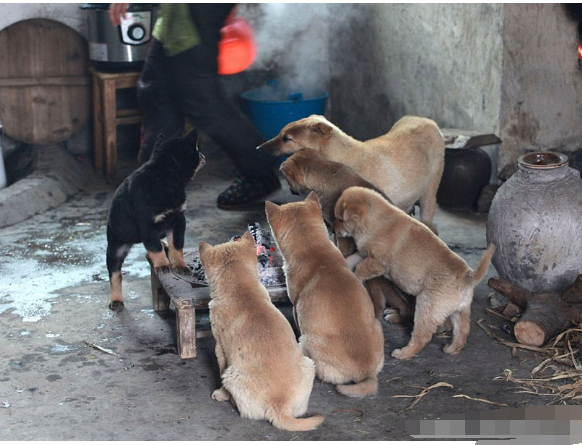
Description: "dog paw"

(108, 300), (125, 311)
(172, 265), (191, 276)
(211, 387), (230, 402)
(155, 265), (172, 274)
(384, 309), (404, 324)
(443, 343), (465, 355)
(345, 253), (364, 272)
(391, 347), (413, 360)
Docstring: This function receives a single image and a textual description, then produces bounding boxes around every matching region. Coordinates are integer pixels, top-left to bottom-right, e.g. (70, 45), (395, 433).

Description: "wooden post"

(102, 78), (117, 183)
(175, 300), (197, 359)
(92, 74), (103, 173)
(150, 265), (171, 312)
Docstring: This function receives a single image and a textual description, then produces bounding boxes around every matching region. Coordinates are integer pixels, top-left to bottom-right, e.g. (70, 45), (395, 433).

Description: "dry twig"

(84, 341), (119, 357)
(452, 394), (508, 407)
(393, 382), (454, 411)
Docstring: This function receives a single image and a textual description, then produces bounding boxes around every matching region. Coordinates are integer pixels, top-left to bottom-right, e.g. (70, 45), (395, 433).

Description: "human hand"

(109, 3), (129, 27)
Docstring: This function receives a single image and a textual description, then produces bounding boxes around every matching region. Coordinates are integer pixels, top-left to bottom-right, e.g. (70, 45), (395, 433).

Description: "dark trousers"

(137, 4), (274, 176)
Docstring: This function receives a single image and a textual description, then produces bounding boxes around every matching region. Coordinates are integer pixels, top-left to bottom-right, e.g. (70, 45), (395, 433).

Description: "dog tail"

(335, 375), (378, 398)
(466, 244), (496, 286)
(272, 413), (324, 432)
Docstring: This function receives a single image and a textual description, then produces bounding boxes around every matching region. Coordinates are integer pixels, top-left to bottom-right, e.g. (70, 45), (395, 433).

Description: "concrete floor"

(1, 141), (579, 442)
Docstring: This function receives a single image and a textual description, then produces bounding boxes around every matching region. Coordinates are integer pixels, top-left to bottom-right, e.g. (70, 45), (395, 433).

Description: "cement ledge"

(0, 145), (93, 228)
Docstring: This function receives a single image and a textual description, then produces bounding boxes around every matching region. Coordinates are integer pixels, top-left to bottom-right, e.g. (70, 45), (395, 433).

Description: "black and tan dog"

(106, 129), (205, 310)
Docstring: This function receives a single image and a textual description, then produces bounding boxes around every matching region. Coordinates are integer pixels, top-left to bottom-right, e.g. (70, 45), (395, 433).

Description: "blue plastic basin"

(241, 85), (328, 139)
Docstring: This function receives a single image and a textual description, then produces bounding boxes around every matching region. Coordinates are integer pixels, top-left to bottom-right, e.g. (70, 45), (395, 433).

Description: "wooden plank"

(0, 76), (91, 87)
(116, 108), (143, 118)
(115, 76), (141, 90)
(441, 128), (502, 150)
(116, 115), (143, 126)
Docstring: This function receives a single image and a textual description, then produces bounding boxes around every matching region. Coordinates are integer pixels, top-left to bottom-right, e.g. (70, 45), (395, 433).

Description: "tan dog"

(334, 186), (495, 360)
(280, 149), (414, 323)
(258, 114), (444, 233)
(198, 231), (323, 431)
(265, 192), (384, 397)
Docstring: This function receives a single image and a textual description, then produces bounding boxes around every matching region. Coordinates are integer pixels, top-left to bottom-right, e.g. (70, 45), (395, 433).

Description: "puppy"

(280, 149), (414, 322)
(106, 129), (205, 310)
(199, 232), (323, 431)
(334, 186), (495, 360)
(258, 114), (444, 233)
(265, 192), (384, 397)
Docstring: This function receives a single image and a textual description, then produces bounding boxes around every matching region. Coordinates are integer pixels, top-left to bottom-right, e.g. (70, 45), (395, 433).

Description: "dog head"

(151, 129), (206, 182)
(334, 187), (372, 238)
(279, 150), (319, 197)
(265, 191), (322, 243)
(199, 231), (256, 289)
(257, 115), (334, 157)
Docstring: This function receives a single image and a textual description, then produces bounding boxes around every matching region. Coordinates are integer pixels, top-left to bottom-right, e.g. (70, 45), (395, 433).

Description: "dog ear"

(279, 158), (291, 176)
(264, 201), (279, 219)
(198, 241), (212, 257)
(305, 190), (320, 204)
(310, 122), (333, 136)
(153, 133), (167, 150)
(184, 128), (199, 145)
(241, 231), (255, 245)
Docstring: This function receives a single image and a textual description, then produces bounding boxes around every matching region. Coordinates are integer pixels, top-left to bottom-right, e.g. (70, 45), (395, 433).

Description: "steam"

(237, 4), (360, 98)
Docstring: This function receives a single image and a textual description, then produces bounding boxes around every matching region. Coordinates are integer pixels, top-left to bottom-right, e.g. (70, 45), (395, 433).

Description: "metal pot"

(80, 4), (159, 72)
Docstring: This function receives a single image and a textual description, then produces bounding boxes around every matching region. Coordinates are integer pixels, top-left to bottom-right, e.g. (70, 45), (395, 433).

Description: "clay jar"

(436, 147), (491, 211)
(486, 152), (582, 293)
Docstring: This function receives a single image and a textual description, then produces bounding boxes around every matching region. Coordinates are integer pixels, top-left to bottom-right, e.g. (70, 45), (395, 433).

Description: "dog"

(279, 149), (414, 322)
(265, 192), (384, 397)
(334, 186), (495, 360)
(258, 114), (444, 234)
(106, 129), (205, 310)
(198, 231), (324, 431)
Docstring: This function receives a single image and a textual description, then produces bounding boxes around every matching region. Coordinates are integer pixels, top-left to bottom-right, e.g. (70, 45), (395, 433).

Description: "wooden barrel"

(0, 18), (91, 145)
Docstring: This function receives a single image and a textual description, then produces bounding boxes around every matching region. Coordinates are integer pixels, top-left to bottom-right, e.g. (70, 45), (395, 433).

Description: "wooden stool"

(149, 260), (289, 359)
(91, 69), (144, 183)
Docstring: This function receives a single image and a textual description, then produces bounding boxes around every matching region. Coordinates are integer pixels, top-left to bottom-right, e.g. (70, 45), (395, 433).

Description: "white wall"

(0, 3), (86, 36)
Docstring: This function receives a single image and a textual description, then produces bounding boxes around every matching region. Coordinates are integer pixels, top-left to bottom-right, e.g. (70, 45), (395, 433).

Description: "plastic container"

(241, 82), (328, 139)
(218, 16), (256, 75)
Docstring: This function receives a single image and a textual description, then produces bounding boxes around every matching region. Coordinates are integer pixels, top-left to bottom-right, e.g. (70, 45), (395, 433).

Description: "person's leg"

(167, 4), (280, 209)
(137, 39), (185, 164)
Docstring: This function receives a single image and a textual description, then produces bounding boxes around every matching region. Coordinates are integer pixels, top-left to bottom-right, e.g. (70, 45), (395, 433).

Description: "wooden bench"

(149, 266), (289, 359)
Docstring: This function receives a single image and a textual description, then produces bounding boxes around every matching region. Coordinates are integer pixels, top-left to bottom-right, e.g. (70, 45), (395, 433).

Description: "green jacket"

(153, 4), (200, 57)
